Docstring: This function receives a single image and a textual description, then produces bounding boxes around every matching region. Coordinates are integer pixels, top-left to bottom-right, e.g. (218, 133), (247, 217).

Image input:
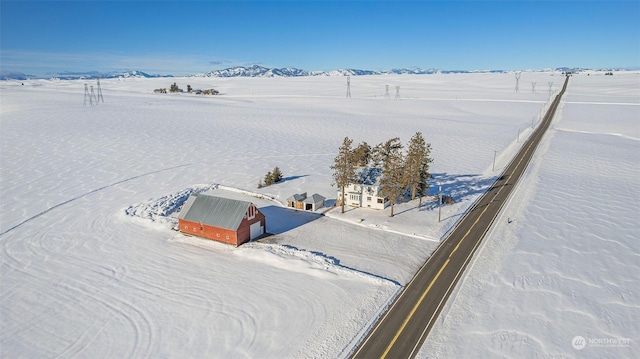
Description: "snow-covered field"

(420, 73), (640, 358)
(1, 71), (636, 358)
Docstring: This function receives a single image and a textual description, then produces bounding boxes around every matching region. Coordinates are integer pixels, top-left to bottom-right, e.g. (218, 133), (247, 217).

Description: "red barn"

(178, 193), (266, 246)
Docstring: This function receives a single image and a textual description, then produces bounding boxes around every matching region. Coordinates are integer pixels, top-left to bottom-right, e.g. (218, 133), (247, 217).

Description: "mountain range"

(0, 65), (628, 80)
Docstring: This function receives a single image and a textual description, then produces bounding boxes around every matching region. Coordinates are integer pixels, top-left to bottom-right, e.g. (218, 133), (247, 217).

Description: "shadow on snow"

(393, 172), (498, 216)
(279, 244), (401, 287)
(259, 205), (323, 235)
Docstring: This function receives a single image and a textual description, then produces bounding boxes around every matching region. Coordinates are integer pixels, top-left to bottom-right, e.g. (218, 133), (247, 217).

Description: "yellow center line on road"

(380, 119), (551, 358)
(382, 166), (515, 357)
(381, 257), (451, 359)
(450, 170), (512, 257)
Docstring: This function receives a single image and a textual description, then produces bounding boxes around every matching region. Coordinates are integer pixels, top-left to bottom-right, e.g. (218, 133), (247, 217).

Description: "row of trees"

(331, 132), (433, 217)
(154, 83), (219, 95)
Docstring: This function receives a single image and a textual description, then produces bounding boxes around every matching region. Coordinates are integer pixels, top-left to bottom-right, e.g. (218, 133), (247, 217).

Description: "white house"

(337, 167), (389, 210)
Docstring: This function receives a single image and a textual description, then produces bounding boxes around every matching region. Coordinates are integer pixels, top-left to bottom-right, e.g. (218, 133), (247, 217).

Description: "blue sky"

(1, 1), (638, 76)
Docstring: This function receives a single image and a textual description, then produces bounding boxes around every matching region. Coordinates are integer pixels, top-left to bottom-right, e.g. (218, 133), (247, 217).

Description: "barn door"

(250, 222), (263, 240)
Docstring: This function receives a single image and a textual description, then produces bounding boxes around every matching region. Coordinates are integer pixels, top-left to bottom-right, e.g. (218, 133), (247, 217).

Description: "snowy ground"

(1, 71), (636, 358)
(420, 73), (640, 358)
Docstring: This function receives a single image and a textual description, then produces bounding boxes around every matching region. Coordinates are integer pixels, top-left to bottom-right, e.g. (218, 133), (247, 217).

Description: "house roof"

(287, 192), (307, 202)
(178, 193), (253, 230)
(356, 167), (383, 186)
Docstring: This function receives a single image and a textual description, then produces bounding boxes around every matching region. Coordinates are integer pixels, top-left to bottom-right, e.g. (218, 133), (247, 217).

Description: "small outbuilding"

(178, 193), (266, 246)
(286, 192), (326, 211)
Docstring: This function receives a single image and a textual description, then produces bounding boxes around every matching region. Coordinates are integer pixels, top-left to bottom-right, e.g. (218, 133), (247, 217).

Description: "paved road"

(351, 76), (570, 359)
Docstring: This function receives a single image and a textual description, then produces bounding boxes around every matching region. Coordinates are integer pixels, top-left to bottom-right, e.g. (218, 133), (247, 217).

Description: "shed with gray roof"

(178, 193), (266, 246)
(286, 192), (326, 211)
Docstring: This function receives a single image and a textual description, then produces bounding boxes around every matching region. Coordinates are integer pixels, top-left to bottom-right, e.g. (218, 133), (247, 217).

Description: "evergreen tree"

(330, 137), (358, 214)
(416, 156), (433, 207)
(264, 166), (283, 186)
(170, 82), (179, 93)
(378, 137), (404, 217)
(271, 166), (283, 183)
(352, 141), (371, 167)
(404, 132), (433, 201)
(264, 171), (273, 186)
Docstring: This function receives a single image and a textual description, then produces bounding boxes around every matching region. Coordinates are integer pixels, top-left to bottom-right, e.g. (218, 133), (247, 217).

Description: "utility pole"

(438, 183), (442, 222)
(493, 150), (497, 171)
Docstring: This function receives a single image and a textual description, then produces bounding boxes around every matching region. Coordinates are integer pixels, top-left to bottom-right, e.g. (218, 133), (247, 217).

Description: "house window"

(377, 198), (383, 204)
(367, 196), (372, 201)
(247, 205), (256, 220)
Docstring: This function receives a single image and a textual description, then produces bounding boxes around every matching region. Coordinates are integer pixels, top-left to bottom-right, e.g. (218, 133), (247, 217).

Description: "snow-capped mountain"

(195, 65), (512, 78)
(196, 65), (310, 78)
(196, 65), (445, 78)
(1, 66), (632, 81)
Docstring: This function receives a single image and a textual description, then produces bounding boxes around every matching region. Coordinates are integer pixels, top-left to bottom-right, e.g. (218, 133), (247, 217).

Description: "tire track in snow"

(0, 163), (193, 237)
(50, 278), (154, 359)
(1, 220), (153, 359)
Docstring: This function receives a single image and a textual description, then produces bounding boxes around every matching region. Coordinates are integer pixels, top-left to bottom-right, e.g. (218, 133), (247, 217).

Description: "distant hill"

(0, 71), (34, 80)
(50, 70), (173, 80)
(0, 70), (173, 80)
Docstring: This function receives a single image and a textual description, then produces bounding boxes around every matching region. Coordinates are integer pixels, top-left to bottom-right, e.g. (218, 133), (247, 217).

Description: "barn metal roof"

(178, 193), (252, 230)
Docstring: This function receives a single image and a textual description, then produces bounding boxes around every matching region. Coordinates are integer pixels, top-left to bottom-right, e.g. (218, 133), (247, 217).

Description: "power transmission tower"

(384, 84), (390, 99)
(548, 82), (553, 96)
(96, 77), (104, 103)
(514, 72), (521, 93)
(83, 84), (96, 106)
(84, 84), (90, 106)
(395, 85), (400, 99)
(531, 82), (537, 94)
(90, 85), (97, 105)
(346, 76), (351, 98)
